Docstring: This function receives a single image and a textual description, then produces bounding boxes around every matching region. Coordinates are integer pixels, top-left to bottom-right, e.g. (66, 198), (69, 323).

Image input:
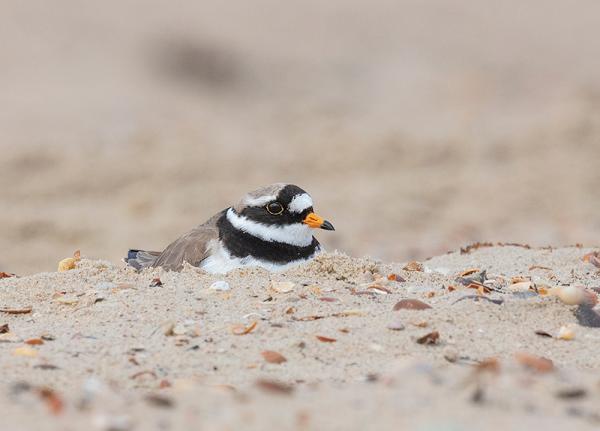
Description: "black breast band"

(217, 212), (320, 263)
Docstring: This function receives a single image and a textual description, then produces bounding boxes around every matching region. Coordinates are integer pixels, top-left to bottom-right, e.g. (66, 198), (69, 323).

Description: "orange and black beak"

(303, 212), (335, 231)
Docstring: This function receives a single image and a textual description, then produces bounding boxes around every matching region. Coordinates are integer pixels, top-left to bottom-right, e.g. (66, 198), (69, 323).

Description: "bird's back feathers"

(126, 211), (222, 272)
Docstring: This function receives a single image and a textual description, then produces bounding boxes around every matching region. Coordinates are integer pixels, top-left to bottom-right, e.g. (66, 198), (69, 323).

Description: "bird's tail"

(123, 249), (161, 271)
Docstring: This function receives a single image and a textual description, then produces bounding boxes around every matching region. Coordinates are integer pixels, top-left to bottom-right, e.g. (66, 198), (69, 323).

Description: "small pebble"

(574, 305), (600, 328)
(387, 317), (405, 331)
(162, 321), (176, 336)
(555, 387), (587, 399)
(443, 347), (459, 363)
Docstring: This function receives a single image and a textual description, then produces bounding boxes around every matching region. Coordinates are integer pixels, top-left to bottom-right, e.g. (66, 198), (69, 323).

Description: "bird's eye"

(266, 202), (284, 215)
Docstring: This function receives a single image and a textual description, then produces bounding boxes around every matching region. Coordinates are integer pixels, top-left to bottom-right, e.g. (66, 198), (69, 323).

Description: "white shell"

(557, 326), (575, 340)
(172, 324), (187, 336)
(553, 286), (597, 306)
(209, 281), (231, 291)
(270, 281), (295, 293)
(508, 281), (533, 292)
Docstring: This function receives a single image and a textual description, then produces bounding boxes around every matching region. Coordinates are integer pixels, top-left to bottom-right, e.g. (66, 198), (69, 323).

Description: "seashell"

(458, 268), (480, 277)
(58, 258), (77, 272)
(55, 296), (79, 305)
(367, 284), (391, 294)
(308, 285), (322, 296)
(261, 351), (287, 364)
(403, 261), (424, 272)
(552, 286), (597, 306)
(508, 281), (533, 292)
(387, 273), (406, 282)
(515, 352), (554, 373)
(13, 346), (38, 357)
(209, 281), (230, 291)
(0, 306), (32, 314)
(172, 324), (187, 336)
(0, 332), (21, 343)
(57, 250), (81, 272)
(331, 309), (365, 317)
(583, 252), (600, 268)
(536, 284), (551, 295)
(410, 320), (429, 328)
(393, 299), (432, 311)
(557, 326), (575, 340)
(416, 331), (440, 345)
(270, 281), (295, 293)
(231, 321), (258, 335)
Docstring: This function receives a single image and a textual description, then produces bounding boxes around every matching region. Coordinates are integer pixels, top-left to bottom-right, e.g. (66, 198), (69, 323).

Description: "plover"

(124, 183), (334, 273)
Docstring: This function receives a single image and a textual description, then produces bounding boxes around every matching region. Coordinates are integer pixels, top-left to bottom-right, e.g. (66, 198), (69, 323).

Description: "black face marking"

(240, 184), (313, 226)
(217, 213), (320, 263)
(277, 185), (306, 205)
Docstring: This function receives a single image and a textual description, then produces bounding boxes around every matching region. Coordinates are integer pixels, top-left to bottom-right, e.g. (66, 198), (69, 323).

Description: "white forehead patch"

(243, 194), (277, 207)
(288, 193), (313, 214)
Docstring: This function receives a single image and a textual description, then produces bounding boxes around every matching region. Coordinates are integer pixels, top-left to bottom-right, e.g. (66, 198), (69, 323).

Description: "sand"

(1, 246), (600, 430)
(2, 1), (600, 275)
(3, 2), (600, 429)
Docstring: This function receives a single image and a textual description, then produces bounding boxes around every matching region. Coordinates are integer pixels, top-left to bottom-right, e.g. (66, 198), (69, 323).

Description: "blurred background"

(1, 1), (600, 274)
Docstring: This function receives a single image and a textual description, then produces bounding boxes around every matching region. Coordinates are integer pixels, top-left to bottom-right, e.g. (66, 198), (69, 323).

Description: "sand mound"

(1, 246), (600, 430)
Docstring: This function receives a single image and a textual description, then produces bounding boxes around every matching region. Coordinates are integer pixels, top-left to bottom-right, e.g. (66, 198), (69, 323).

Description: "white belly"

(200, 240), (319, 274)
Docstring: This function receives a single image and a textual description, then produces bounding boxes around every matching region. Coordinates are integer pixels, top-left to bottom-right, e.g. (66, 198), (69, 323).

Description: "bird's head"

(228, 183), (334, 245)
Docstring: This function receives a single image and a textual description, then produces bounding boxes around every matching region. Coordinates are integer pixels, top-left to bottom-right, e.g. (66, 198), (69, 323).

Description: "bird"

(124, 183), (334, 273)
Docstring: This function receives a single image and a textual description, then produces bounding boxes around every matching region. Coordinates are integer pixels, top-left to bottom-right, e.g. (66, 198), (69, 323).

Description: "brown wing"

(151, 212), (222, 271)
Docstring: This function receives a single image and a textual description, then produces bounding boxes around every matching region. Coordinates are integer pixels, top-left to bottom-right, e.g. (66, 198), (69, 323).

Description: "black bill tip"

(320, 220), (335, 231)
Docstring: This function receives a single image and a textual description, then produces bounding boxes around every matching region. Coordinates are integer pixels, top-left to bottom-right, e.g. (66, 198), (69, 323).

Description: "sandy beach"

(2, 1), (600, 429)
(1, 245), (600, 430)
(2, 1), (600, 275)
